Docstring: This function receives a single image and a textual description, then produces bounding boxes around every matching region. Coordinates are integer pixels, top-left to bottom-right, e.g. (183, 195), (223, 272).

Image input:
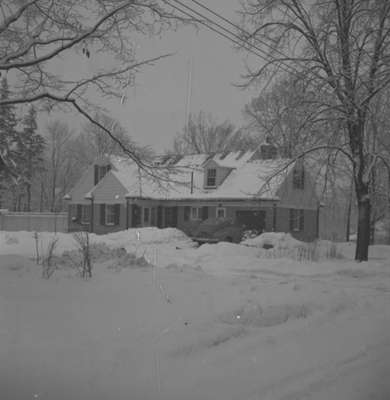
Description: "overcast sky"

(101, 0), (260, 152)
(39, 1), (261, 152)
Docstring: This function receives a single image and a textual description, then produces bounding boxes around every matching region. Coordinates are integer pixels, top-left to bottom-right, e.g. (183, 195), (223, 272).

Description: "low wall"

(0, 211), (68, 233)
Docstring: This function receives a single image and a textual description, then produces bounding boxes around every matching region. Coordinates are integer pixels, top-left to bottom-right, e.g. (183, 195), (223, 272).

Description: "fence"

(0, 211), (68, 233)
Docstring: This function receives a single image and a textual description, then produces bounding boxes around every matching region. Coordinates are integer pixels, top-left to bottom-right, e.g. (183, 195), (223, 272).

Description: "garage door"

(236, 210), (266, 231)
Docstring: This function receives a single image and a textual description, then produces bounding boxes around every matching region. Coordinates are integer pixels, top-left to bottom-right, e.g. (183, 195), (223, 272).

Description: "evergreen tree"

(16, 106), (46, 211)
(0, 78), (18, 206)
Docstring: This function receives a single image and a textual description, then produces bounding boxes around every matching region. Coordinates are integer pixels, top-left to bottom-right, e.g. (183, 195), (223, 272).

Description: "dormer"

(203, 159), (232, 189)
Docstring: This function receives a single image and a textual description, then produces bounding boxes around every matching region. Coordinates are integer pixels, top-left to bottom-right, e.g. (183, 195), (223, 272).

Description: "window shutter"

(184, 206), (190, 221)
(94, 165), (99, 185)
(289, 209), (294, 231)
(202, 206), (208, 220)
(172, 207), (178, 226)
(100, 204), (105, 225)
(114, 204), (120, 225)
(299, 210), (304, 231)
(77, 204), (82, 221)
(157, 206), (163, 228)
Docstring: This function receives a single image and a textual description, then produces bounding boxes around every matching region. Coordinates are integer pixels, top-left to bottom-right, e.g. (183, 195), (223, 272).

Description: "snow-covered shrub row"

(241, 232), (343, 261)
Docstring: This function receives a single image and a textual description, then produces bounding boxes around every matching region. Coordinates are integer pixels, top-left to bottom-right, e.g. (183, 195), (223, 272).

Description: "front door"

(131, 204), (141, 227)
(164, 206), (178, 227)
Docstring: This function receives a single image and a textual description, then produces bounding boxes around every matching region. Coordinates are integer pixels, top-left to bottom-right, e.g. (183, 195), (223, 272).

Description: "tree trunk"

(355, 193), (371, 261)
(51, 172), (56, 212)
(26, 183), (31, 212)
(346, 198), (352, 242)
(349, 117), (370, 261)
(39, 181), (43, 212)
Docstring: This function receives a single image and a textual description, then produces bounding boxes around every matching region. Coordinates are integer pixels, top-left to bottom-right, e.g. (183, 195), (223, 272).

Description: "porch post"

(273, 202), (277, 232)
(126, 198), (129, 230)
(316, 204), (321, 239)
(90, 196), (94, 233)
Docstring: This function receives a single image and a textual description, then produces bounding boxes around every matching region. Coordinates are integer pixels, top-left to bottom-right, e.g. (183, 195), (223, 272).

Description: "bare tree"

(82, 113), (138, 161)
(41, 120), (74, 212)
(172, 111), (258, 154)
(244, 76), (339, 157)
(73, 231), (92, 279)
(0, 0), (183, 171)
(240, 0), (390, 261)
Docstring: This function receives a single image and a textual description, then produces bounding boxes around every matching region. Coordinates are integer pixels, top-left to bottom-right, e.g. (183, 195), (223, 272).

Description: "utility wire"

(164, 0), (274, 63)
(188, 0), (303, 76)
(164, 0), (298, 78)
(174, 0), (332, 95)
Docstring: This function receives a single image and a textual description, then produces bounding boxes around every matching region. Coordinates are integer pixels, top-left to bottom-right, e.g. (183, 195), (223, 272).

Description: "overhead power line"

(164, 0), (299, 78)
(167, 0), (332, 95)
(188, 0), (302, 74)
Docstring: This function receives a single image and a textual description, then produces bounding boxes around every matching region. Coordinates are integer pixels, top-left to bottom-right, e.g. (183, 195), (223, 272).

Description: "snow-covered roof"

(88, 152), (292, 201)
(207, 150), (256, 168)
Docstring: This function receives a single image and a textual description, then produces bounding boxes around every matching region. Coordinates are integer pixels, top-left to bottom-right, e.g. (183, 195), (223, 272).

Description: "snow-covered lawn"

(1, 228), (390, 399)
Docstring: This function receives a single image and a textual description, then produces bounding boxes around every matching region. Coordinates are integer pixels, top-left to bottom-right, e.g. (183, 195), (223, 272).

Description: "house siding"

(275, 207), (318, 242)
(68, 203), (127, 234)
(276, 164), (318, 210)
(92, 173), (128, 204)
(93, 204), (127, 234)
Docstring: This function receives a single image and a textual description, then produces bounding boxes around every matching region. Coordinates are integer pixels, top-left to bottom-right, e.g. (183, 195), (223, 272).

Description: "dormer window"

(94, 164), (111, 185)
(206, 168), (216, 187)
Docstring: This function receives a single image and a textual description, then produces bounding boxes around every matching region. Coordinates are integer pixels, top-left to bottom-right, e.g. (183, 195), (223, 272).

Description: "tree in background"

(172, 111), (258, 154)
(35, 114), (150, 212)
(83, 113), (138, 162)
(15, 106), (45, 211)
(40, 120), (75, 212)
(243, 76), (336, 157)
(365, 88), (390, 243)
(240, 0), (390, 261)
(0, 0), (183, 173)
(0, 77), (18, 205)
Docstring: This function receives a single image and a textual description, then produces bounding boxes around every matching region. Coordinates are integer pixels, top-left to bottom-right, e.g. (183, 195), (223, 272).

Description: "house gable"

(276, 162), (318, 209)
(90, 171), (128, 204)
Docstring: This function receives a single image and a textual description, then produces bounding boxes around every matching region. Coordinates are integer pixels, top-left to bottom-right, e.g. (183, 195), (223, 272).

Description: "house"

(65, 143), (320, 242)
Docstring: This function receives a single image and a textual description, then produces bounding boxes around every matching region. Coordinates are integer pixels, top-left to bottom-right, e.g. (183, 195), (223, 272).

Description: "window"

(81, 205), (90, 224)
(151, 207), (156, 226)
(184, 206), (191, 222)
(143, 207), (150, 225)
(105, 204), (116, 225)
(191, 207), (202, 220)
(216, 207), (226, 219)
(289, 209), (304, 232)
(100, 204), (120, 226)
(293, 167), (305, 189)
(206, 168), (217, 187)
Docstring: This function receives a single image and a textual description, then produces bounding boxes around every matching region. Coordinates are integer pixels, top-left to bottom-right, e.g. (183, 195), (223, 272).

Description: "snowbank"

(241, 232), (302, 249)
(0, 227), (195, 257)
